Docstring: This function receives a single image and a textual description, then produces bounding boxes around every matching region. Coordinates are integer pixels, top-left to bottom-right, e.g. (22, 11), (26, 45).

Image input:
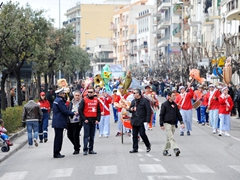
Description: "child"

(0, 119), (13, 146)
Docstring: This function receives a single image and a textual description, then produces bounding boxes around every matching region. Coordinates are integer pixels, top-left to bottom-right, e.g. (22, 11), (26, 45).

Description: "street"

(0, 97), (240, 180)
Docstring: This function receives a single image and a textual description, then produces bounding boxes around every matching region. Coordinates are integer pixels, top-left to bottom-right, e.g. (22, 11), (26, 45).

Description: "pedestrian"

(52, 88), (76, 158)
(112, 89), (120, 123)
(234, 84), (240, 119)
(46, 87), (55, 119)
(79, 86), (101, 155)
(98, 90), (112, 138)
(22, 96), (43, 148)
(193, 85), (203, 124)
(38, 92), (50, 143)
(128, 89), (151, 153)
(218, 87), (234, 136)
(160, 91), (185, 156)
(67, 90), (82, 155)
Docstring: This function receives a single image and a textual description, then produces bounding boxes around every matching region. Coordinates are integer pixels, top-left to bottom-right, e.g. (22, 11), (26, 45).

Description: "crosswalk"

(0, 157), (240, 179)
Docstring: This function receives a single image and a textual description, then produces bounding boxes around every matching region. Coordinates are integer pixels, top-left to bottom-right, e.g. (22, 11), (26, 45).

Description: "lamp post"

(85, 32), (90, 50)
(58, 0), (61, 80)
(177, 2), (184, 82)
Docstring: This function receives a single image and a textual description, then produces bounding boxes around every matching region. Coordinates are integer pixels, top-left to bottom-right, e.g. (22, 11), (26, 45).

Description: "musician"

(218, 87), (233, 136)
(193, 85), (203, 124)
(200, 87), (209, 125)
(204, 84), (221, 134)
(98, 89), (112, 138)
(143, 85), (159, 130)
(112, 89), (120, 123)
(175, 82), (194, 136)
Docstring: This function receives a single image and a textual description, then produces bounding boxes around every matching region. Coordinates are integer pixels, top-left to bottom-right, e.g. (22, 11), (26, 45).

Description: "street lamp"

(85, 32), (90, 50)
(177, 2), (184, 82)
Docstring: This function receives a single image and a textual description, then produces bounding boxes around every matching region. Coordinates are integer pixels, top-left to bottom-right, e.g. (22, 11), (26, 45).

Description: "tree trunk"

(37, 73), (41, 96)
(44, 73), (48, 93)
(15, 69), (23, 106)
(1, 72), (8, 111)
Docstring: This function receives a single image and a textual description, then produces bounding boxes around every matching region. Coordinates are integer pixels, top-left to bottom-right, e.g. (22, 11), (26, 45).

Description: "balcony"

(157, 0), (171, 12)
(122, 36), (128, 42)
(172, 24), (181, 37)
(157, 37), (169, 47)
(152, 12), (162, 18)
(157, 18), (171, 29)
(109, 38), (117, 46)
(122, 21), (128, 27)
(202, 19), (214, 26)
(108, 53), (117, 59)
(140, 44), (148, 50)
(109, 23), (117, 31)
(226, 0), (240, 20)
(172, 16), (181, 24)
(173, 4), (183, 15)
(182, 0), (190, 6)
(208, 7), (221, 20)
(122, 50), (129, 57)
(129, 34), (137, 40)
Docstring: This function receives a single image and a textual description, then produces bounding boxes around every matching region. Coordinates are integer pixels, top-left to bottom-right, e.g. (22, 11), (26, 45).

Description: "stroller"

(0, 133), (10, 152)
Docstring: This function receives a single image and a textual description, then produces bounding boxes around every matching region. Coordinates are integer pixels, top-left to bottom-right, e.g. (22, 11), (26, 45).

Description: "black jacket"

(159, 100), (183, 127)
(129, 97), (151, 126)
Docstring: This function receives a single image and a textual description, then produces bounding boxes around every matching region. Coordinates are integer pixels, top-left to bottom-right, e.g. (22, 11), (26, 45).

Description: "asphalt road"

(0, 97), (239, 180)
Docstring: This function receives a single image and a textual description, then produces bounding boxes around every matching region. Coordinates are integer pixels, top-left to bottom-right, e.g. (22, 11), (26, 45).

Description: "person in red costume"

(218, 87), (233, 136)
(204, 84), (221, 134)
(175, 82), (194, 136)
(38, 92), (51, 143)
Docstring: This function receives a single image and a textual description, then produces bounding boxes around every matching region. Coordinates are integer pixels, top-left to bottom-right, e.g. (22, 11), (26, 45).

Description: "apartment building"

(109, 0), (152, 71)
(63, 3), (117, 49)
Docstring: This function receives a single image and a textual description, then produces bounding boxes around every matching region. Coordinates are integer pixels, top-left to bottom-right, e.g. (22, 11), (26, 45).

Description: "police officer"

(52, 88), (77, 158)
(79, 86), (101, 155)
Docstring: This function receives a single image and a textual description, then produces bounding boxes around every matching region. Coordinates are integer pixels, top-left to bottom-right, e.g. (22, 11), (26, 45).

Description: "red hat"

(40, 92), (45, 96)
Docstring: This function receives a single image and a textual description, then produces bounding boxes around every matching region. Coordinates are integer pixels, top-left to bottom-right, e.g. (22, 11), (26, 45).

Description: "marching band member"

(175, 82), (194, 136)
(98, 89), (112, 138)
(218, 87), (233, 136)
(112, 89), (120, 123)
(193, 85), (203, 124)
(204, 84), (221, 134)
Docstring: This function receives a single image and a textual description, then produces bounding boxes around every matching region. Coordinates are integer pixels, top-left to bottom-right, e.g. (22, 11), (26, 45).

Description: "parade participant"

(128, 89), (151, 153)
(38, 92), (50, 143)
(160, 91), (185, 156)
(143, 85), (159, 130)
(67, 90), (82, 155)
(193, 85), (203, 124)
(204, 84), (221, 134)
(218, 87), (233, 136)
(52, 88), (76, 158)
(112, 89), (120, 123)
(200, 87), (209, 125)
(98, 89), (112, 138)
(234, 84), (240, 119)
(22, 96), (43, 148)
(175, 82), (194, 136)
(79, 86), (101, 155)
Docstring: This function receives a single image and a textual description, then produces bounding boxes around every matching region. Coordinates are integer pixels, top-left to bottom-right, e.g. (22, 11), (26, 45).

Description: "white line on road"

(139, 158), (146, 161)
(48, 168), (73, 178)
(153, 158), (161, 162)
(228, 165), (240, 173)
(147, 175), (183, 179)
(184, 164), (215, 173)
(0, 171), (28, 180)
(146, 154), (153, 157)
(139, 164), (167, 173)
(185, 175), (198, 180)
(95, 165), (118, 175)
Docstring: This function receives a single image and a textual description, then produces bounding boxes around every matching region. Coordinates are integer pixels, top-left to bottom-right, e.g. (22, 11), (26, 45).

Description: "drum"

(121, 112), (132, 129)
(193, 100), (201, 109)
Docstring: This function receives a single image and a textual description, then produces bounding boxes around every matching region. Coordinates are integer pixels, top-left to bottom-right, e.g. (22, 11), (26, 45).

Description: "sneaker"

(202, 123), (205, 126)
(219, 133), (222, 136)
(174, 148), (181, 157)
(148, 128), (153, 131)
(187, 131), (190, 136)
(115, 132), (122, 137)
(83, 151), (88, 155)
(163, 150), (171, 156)
(39, 140), (43, 143)
(44, 138), (48, 143)
(99, 134), (102, 138)
(34, 139), (38, 147)
(103, 135), (108, 138)
(180, 131), (184, 136)
(212, 130), (216, 134)
(225, 132), (230, 137)
(175, 124), (178, 128)
(29, 145), (33, 148)
(146, 144), (151, 153)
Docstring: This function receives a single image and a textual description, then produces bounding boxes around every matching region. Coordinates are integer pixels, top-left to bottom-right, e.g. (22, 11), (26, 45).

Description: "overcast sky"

(9, 0), (104, 28)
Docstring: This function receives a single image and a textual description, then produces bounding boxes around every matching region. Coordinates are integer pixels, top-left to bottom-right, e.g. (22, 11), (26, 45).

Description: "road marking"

(184, 164), (215, 173)
(95, 165), (118, 175)
(137, 154), (143, 157)
(229, 165), (240, 173)
(147, 175), (185, 179)
(0, 171), (28, 180)
(139, 158), (146, 161)
(48, 168), (73, 178)
(139, 164), (167, 173)
(146, 154), (153, 157)
(153, 158), (161, 162)
(185, 176), (198, 180)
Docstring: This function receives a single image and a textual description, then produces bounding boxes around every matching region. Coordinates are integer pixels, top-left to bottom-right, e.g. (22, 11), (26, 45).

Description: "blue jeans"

(26, 121), (39, 145)
(83, 121), (96, 152)
(200, 106), (207, 124)
(152, 113), (156, 126)
(196, 107), (201, 122)
(209, 109), (219, 130)
(39, 112), (49, 140)
(99, 115), (110, 136)
(112, 104), (118, 122)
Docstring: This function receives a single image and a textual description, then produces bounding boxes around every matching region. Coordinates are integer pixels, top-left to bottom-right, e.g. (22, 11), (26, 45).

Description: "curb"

(9, 128), (26, 141)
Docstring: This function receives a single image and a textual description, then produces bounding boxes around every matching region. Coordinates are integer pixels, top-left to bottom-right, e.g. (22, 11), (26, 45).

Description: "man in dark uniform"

(128, 89), (151, 153)
(79, 86), (101, 155)
(52, 88), (77, 158)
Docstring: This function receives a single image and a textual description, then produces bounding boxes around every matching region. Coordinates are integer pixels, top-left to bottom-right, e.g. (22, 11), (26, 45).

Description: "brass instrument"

(94, 74), (104, 88)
